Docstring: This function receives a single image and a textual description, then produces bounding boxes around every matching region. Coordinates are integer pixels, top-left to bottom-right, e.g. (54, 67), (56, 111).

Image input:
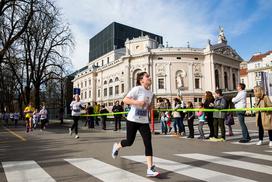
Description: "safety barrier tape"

(80, 107), (272, 117)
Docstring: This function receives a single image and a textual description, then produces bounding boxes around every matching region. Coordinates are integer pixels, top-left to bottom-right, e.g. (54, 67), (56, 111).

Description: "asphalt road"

(0, 117), (271, 182)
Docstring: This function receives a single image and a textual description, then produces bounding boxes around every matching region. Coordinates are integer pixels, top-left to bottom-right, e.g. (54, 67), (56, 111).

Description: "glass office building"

(89, 22), (163, 62)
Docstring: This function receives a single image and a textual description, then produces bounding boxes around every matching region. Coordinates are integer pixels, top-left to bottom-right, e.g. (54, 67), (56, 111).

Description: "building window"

(224, 72), (228, 89)
(81, 93), (83, 99)
(115, 77), (119, 82)
(109, 87), (113, 96)
(241, 79), (244, 84)
(102, 60), (104, 66)
(109, 79), (113, 84)
(107, 57), (109, 64)
(104, 80), (107, 85)
(176, 57), (181, 60)
(195, 78), (200, 89)
(98, 89), (100, 97)
(104, 88), (107, 97)
(215, 70), (219, 89)
(85, 81), (87, 87)
(81, 82), (83, 88)
(121, 84), (124, 93)
(194, 57), (199, 60)
(255, 72), (261, 78)
(232, 74), (236, 90)
(85, 91), (87, 99)
(89, 79), (91, 86)
(158, 78), (165, 89)
(89, 90), (91, 98)
(194, 98), (202, 103)
(115, 85), (119, 95)
(158, 57), (163, 60)
(255, 63), (261, 68)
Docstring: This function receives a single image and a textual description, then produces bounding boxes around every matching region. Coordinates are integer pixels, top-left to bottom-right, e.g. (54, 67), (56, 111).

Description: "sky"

(56, 0), (272, 71)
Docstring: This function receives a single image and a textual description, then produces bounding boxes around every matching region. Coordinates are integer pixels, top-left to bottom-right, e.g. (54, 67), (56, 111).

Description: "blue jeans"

(173, 117), (185, 133)
(237, 111), (250, 140)
(161, 120), (167, 134)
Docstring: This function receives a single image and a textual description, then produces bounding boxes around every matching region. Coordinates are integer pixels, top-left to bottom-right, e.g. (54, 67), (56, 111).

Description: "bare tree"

(22, 0), (74, 108)
(0, 0), (35, 64)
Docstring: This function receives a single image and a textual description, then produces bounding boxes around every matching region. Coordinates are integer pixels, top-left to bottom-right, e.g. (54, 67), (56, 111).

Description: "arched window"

(224, 72), (228, 90)
(103, 80), (107, 85)
(232, 74), (236, 90)
(133, 69), (142, 87)
(115, 77), (119, 82)
(109, 79), (113, 84)
(215, 70), (219, 89)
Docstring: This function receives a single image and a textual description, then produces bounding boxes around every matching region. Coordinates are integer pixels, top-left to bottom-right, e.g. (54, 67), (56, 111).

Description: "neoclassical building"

(73, 24), (243, 106)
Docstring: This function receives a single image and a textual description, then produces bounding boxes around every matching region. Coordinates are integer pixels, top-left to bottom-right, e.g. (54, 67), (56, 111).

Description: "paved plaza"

(0, 116), (271, 182)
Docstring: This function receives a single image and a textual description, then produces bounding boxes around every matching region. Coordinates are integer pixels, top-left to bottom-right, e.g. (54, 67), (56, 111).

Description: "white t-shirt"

(126, 86), (153, 124)
(70, 101), (84, 116)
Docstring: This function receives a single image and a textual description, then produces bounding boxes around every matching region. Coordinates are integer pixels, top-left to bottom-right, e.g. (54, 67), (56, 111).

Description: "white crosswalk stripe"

(2, 151), (272, 182)
(176, 153), (272, 175)
(65, 158), (153, 182)
(224, 151), (272, 161)
(1, 161), (55, 182)
(122, 155), (256, 182)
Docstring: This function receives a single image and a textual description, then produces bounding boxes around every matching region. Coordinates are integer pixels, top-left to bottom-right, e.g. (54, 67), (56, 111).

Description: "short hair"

(238, 83), (246, 90)
(215, 89), (222, 96)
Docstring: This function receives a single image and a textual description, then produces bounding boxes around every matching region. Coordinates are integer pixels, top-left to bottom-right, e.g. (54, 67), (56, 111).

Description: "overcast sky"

(56, 0), (272, 71)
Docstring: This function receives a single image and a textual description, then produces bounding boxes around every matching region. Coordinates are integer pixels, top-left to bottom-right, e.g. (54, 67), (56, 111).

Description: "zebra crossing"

(1, 151), (272, 182)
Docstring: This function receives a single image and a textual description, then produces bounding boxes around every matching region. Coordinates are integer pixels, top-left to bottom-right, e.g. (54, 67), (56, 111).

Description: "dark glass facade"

(89, 22), (163, 62)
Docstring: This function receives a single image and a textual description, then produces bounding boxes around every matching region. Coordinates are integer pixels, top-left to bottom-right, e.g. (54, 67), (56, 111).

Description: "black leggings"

(71, 116), (80, 134)
(121, 121), (153, 156)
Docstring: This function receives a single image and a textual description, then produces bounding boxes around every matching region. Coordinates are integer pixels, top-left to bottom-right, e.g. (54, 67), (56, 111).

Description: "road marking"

(65, 158), (152, 182)
(122, 155), (256, 182)
(264, 150), (272, 153)
(2, 161), (55, 182)
(176, 153), (272, 175)
(224, 151), (272, 161)
(3, 127), (26, 141)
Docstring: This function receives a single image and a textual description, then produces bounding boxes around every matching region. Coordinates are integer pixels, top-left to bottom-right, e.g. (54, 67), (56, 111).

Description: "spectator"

(186, 101), (195, 138)
(100, 105), (109, 130)
(204, 91), (215, 138)
(211, 89), (227, 141)
(232, 83), (251, 143)
(197, 103), (206, 139)
(112, 101), (124, 131)
(253, 86), (272, 147)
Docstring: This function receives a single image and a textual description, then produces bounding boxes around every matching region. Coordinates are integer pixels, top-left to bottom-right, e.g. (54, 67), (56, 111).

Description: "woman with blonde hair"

(253, 86), (272, 147)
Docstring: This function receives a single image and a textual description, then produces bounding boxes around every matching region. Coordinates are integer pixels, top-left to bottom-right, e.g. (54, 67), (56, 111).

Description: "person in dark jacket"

(112, 101), (124, 131)
(211, 89), (227, 141)
(100, 105), (109, 130)
(186, 101), (195, 138)
(204, 91), (215, 138)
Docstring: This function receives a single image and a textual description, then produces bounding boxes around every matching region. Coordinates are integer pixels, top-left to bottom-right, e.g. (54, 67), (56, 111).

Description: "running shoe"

(256, 140), (263, 146)
(147, 165), (160, 177)
(111, 142), (119, 159)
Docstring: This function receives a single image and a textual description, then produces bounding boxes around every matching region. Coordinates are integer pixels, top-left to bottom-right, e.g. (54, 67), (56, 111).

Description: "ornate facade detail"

(213, 46), (242, 61)
(156, 64), (166, 76)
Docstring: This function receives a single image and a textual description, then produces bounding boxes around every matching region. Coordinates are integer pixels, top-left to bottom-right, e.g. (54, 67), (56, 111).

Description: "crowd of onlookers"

(157, 83), (272, 147)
